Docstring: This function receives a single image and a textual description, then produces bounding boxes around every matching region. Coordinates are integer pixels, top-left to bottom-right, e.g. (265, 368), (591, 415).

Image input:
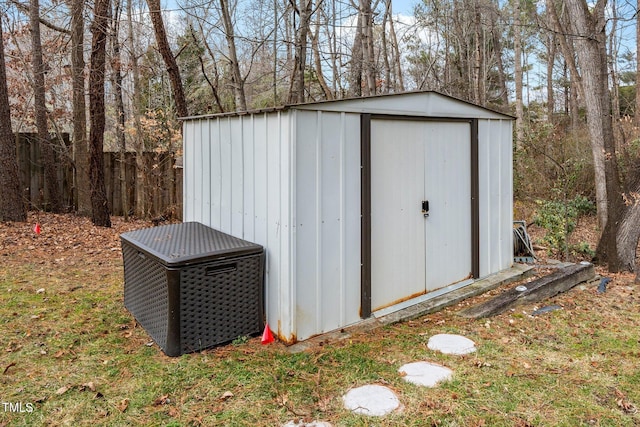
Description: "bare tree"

(89, 0), (112, 227)
(359, 0), (377, 96)
(219, 0), (247, 111)
(311, 9), (333, 100)
(127, 0), (147, 217)
(347, 7), (363, 97)
(544, 29), (556, 121)
(565, 0), (640, 276)
(562, 0), (609, 230)
(380, 0), (403, 93)
(111, 0), (128, 219)
(30, 0), (63, 212)
(147, 0), (188, 118)
(513, 0), (524, 145)
(0, 22), (26, 222)
(636, 0), (640, 124)
(289, 0), (314, 103)
(546, 0), (583, 126)
(67, 0), (90, 215)
(187, 25), (224, 112)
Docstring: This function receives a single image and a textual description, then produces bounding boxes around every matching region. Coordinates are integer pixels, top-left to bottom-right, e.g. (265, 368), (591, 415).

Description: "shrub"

(534, 195), (596, 257)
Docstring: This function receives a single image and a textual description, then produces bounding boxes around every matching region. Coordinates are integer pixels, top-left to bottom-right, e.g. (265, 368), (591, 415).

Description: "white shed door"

(370, 119), (471, 312)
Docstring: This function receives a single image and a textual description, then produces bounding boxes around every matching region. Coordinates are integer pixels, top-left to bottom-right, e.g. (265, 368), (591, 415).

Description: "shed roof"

(180, 90), (514, 121)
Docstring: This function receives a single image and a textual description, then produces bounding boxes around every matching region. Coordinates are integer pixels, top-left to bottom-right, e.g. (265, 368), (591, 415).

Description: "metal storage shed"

(182, 91), (514, 344)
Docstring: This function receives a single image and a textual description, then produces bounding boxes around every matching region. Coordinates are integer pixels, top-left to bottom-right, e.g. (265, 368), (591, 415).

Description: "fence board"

(15, 134), (182, 219)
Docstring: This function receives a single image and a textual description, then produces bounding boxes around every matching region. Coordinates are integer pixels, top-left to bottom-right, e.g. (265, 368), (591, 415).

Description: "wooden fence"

(16, 133), (183, 219)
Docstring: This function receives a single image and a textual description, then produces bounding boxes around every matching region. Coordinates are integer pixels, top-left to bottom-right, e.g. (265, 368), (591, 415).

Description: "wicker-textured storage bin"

(121, 222), (264, 356)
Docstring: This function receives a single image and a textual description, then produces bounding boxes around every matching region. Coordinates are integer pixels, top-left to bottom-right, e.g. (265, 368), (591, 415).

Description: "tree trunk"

(546, 32), (556, 122)
(147, 0), (188, 118)
(513, 0), (524, 146)
(565, 0), (640, 273)
(386, 0), (403, 92)
(219, 0), (247, 111)
(111, 0), (128, 219)
(289, 0), (313, 104)
(381, 0), (391, 93)
(0, 24), (26, 222)
(330, 0), (342, 96)
(89, 0), (112, 227)
(30, 0), (63, 212)
(636, 0), (640, 124)
(359, 0), (377, 96)
(312, 13), (333, 100)
(68, 0), (90, 216)
(608, 0), (621, 122)
(189, 25), (225, 112)
(348, 8), (363, 97)
(565, 0), (611, 232)
(472, 1), (483, 105)
(546, 0), (584, 104)
(491, 14), (508, 108)
(127, 0), (146, 217)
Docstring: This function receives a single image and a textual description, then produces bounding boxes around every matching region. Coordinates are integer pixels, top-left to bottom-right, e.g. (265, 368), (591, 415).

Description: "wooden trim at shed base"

(458, 262), (596, 319)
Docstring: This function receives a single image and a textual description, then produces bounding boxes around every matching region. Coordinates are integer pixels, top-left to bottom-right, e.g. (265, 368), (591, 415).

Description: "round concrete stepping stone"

(399, 361), (453, 387)
(342, 384), (400, 416)
(283, 421), (333, 427)
(427, 333), (476, 355)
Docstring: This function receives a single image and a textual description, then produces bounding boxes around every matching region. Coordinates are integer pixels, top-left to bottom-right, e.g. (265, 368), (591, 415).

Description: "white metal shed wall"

(293, 110), (362, 341)
(478, 118), (513, 277)
(183, 112), (296, 341)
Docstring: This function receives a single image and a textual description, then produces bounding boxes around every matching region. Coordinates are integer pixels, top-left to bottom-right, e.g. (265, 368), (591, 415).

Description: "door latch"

(421, 200), (429, 217)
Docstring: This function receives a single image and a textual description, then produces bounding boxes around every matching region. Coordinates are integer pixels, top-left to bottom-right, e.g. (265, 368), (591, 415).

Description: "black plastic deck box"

(121, 222), (265, 356)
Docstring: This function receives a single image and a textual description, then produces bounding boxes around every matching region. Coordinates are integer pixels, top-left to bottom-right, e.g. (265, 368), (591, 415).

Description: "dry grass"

(0, 213), (639, 426)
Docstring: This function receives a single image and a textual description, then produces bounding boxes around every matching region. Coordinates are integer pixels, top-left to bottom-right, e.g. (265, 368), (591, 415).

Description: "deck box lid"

(120, 222), (263, 267)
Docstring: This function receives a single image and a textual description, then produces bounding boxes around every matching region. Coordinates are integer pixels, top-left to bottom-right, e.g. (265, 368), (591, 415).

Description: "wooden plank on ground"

(458, 262), (595, 319)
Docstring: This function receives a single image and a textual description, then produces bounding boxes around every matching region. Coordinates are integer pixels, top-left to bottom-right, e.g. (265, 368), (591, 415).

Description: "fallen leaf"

(220, 391), (234, 401)
(54, 350), (65, 358)
(81, 382), (96, 392)
(56, 386), (70, 395)
(617, 398), (637, 414)
(117, 398), (129, 413)
(153, 394), (170, 406)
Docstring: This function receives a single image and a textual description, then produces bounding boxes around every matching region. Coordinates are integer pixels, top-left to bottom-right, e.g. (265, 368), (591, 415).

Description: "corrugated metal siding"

(183, 112), (295, 341)
(293, 110), (362, 341)
(423, 121), (472, 289)
(183, 93), (514, 344)
(478, 119), (513, 278)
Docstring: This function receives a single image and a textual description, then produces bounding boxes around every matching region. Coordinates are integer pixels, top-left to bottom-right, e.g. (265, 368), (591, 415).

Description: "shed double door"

(370, 119), (472, 312)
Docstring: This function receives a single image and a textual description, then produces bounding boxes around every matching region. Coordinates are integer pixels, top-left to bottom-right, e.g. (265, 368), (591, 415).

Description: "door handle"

(422, 200), (429, 217)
